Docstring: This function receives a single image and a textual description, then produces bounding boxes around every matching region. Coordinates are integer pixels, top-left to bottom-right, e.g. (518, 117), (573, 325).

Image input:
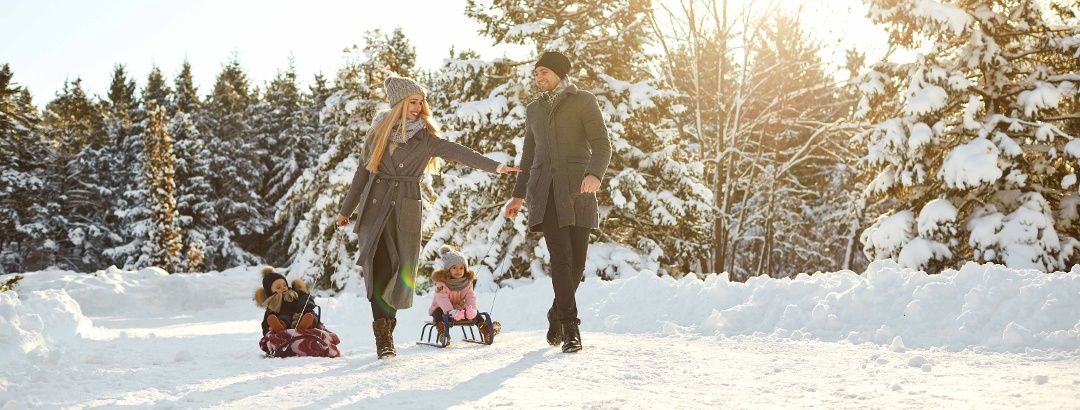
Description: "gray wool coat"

(513, 83), (612, 232)
(340, 129), (501, 309)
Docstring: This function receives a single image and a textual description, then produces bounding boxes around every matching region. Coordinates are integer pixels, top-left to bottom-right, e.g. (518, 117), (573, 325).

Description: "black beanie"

(535, 51), (572, 79)
(262, 268), (287, 295)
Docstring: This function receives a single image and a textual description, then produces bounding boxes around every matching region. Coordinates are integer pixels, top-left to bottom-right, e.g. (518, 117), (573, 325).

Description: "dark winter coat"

(254, 278), (318, 335)
(339, 129), (501, 310)
(512, 82), (612, 232)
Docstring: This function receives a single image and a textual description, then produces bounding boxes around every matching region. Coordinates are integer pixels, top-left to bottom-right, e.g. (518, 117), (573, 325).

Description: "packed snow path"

(3, 262), (1080, 408)
(6, 303), (1080, 408)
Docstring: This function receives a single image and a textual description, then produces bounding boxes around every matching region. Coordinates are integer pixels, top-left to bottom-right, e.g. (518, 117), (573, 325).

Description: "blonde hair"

(364, 94), (442, 174)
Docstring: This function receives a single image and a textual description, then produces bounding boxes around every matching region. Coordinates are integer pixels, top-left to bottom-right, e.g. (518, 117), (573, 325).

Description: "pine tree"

(40, 78), (112, 270)
(426, 49), (529, 286)
(280, 29), (414, 291)
(0, 64), (49, 273)
(143, 101), (182, 272)
(854, 0), (1080, 272)
(170, 60), (217, 272)
(198, 54), (265, 270)
(267, 71), (331, 266)
(463, 0), (712, 280)
(250, 58), (322, 265)
(102, 64), (152, 269)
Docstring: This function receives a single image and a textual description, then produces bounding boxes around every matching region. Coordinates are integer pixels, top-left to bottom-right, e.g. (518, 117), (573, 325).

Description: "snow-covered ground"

(2, 261), (1079, 409)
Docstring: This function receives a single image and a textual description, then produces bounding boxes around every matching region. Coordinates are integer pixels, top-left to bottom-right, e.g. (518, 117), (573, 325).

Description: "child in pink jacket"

(428, 245), (478, 323)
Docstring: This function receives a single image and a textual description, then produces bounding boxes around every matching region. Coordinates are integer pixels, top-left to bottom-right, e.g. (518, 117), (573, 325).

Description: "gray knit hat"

(439, 245), (467, 269)
(384, 76), (426, 107)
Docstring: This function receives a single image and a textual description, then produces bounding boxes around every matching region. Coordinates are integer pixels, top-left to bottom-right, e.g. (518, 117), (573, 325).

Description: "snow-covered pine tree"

(198, 55), (265, 270)
(855, 0), (1080, 272)
(251, 59), (324, 266)
(40, 78), (113, 270)
(170, 60), (216, 272)
(102, 65), (154, 269)
(0, 64), (49, 273)
(464, 0), (713, 280)
(280, 29), (417, 292)
(143, 101), (182, 272)
(425, 49), (530, 288)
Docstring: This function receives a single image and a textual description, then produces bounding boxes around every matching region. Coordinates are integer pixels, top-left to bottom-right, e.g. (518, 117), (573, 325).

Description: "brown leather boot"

(477, 320), (501, 343)
(267, 315), (286, 333)
(296, 313), (314, 330)
(373, 318), (397, 359)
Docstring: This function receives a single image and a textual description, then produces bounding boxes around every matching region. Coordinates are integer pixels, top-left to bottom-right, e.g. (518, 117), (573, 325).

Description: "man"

(504, 51), (612, 353)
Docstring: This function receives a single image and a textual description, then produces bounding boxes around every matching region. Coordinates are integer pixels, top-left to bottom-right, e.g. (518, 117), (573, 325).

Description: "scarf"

(444, 276), (470, 291)
(539, 76), (574, 108)
(391, 119), (425, 144)
(261, 290), (298, 313)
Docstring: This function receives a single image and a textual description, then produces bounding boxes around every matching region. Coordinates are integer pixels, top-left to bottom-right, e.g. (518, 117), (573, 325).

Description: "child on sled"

(428, 246), (500, 342)
(254, 266), (320, 335)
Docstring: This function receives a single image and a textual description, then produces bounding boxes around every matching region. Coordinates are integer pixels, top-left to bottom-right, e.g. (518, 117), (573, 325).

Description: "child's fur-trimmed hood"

(253, 266), (308, 306)
(431, 266), (476, 284)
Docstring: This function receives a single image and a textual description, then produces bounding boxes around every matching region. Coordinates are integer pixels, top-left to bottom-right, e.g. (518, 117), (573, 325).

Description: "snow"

(3, 262), (1078, 408)
(938, 137), (1002, 189)
(1017, 82), (1063, 117)
(910, 0), (972, 35)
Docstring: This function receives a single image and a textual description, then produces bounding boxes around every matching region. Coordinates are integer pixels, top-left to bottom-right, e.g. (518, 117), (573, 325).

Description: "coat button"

(394, 182), (399, 187)
(376, 179), (381, 183)
(398, 163), (404, 168)
(372, 199), (377, 203)
(391, 201), (396, 205)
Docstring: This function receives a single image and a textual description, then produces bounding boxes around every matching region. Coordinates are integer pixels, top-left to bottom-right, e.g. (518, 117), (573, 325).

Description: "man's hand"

(580, 174), (601, 194)
(504, 198), (524, 218)
(336, 214), (350, 227)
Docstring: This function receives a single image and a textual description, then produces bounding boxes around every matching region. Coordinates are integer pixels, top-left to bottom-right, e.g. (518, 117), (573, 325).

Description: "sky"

(0, 0), (532, 105)
(2, 262), (1078, 408)
(0, 0), (893, 107)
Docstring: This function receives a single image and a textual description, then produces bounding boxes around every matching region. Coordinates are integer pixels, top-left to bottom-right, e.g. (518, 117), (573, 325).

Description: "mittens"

(465, 307), (477, 320)
(450, 309), (465, 321)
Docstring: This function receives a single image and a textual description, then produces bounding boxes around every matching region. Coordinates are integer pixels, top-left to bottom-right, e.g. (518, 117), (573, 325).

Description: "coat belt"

(376, 174), (421, 183)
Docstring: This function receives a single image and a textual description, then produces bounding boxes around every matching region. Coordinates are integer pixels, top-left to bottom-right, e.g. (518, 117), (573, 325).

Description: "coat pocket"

(567, 160), (589, 195)
(398, 198), (422, 234)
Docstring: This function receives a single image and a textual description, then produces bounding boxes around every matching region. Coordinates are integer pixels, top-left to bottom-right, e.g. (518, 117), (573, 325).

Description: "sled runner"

(417, 312), (498, 348)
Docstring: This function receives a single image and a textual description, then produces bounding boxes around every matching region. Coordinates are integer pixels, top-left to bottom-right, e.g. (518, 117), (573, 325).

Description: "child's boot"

(267, 315), (286, 333)
(435, 321), (450, 346)
(296, 313), (315, 330)
(477, 320), (501, 343)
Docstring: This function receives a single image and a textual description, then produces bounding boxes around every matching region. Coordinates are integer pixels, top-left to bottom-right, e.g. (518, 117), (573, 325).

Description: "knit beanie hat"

(439, 245), (468, 269)
(535, 51), (572, 79)
(262, 266), (287, 295)
(384, 76), (427, 107)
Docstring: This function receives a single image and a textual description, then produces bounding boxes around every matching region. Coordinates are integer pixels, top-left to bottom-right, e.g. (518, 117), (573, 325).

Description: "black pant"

(541, 187), (590, 323)
(370, 233), (397, 320)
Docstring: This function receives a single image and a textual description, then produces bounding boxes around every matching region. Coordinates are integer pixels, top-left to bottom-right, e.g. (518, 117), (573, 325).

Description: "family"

(260, 51), (612, 360)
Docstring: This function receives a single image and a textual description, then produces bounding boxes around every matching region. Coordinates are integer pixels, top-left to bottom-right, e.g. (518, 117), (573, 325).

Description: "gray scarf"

(444, 276), (470, 291)
(539, 76), (573, 108)
(372, 111), (425, 145)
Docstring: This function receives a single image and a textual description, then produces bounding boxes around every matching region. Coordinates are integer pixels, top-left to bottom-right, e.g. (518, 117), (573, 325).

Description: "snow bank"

(0, 289), (92, 375)
(3, 261), (1078, 354)
(6, 265), (257, 316)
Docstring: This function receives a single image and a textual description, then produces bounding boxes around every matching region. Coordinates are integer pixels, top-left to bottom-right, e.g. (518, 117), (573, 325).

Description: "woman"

(336, 76), (519, 359)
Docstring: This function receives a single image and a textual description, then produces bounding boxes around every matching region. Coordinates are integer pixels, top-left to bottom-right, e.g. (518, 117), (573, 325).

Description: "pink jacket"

(427, 268), (478, 315)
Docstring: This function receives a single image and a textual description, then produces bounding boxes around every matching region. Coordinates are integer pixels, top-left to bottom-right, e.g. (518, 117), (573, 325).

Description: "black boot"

(373, 318), (397, 359)
(546, 306), (563, 346)
(561, 319), (582, 353)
